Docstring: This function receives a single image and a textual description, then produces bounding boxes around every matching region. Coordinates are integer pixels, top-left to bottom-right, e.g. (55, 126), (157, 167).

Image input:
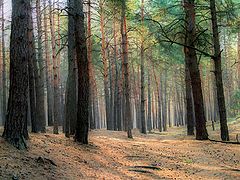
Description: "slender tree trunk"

(210, 0), (229, 141)
(113, 8), (120, 130)
(140, 0), (146, 134)
(121, 0), (132, 138)
(147, 71), (152, 132)
(109, 53), (115, 129)
(28, 10), (37, 132)
(168, 92), (171, 127)
(57, 0), (63, 126)
(49, 0), (60, 134)
(152, 65), (162, 132)
(74, 0), (89, 144)
(100, 0), (111, 130)
(0, 25), (2, 125)
(185, 63), (194, 135)
(36, 0), (46, 132)
(87, 0), (96, 130)
(162, 68), (167, 131)
(44, 0), (53, 126)
(1, 0), (6, 125)
(238, 31), (240, 89)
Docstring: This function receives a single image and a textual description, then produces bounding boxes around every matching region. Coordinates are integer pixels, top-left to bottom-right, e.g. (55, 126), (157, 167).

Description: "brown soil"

(0, 120), (239, 180)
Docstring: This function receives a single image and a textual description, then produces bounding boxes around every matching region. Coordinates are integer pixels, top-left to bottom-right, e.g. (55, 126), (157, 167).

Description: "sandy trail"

(0, 121), (239, 180)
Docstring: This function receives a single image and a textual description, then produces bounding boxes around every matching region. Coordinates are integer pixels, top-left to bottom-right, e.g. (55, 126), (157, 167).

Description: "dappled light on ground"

(0, 121), (239, 179)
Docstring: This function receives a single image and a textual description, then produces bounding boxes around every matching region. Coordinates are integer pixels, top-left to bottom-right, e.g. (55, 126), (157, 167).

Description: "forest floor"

(0, 119), (240, 180)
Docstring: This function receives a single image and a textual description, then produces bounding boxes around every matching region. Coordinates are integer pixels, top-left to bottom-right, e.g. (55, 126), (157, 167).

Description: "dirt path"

(0, 121), (239, 180)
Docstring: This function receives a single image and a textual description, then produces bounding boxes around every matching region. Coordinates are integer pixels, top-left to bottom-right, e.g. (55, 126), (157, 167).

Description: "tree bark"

(28, 10), (37, 133)
(65, 0), (77, 138)
(43, 0), (53, 126)
(100, 0), (112, 130)
(210, 0), (229, 141)
(3, 0), (32, 149)
(1, 0), (6, 125)
(140, 0), (146, 134)
(121, 0), (132, 138)
(74, 0), (89, 144)
(49, 0), (60, 134)
(36, 0), (46, 133)
(147, 71), (152, 132)
(184, 0), (208, 140)
(185, 63), (194, 135)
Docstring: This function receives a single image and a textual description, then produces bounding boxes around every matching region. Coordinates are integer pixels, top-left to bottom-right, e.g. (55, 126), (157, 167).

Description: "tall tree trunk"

(113, 7), (120, 130)
(1, 0), (6, 125)
(152, 65), (162, 132)
(140, 0), (146, 134)
(57, 0), (63, 126)
(238, 31), (240, 89)
(49, 0), (60, 134)
(36, 0), (46, 133)
(162, 68), (167, 131)
(109, 53), (115, 129)
(74, 0), (89, 144)
(3, 0), (32, 149)
(87, 0), (95, 130)
(100, 0), (111, 130)
(185, 62), (194, 135)
(184, 0), (208, 140)
(147, 71), (152, 132)
(28, 9), (37, 132)
(121, 0), (132, 138)
(44, 0), (53, 126)
(65, 0), (77, 138)
(210, 0), (229, 141)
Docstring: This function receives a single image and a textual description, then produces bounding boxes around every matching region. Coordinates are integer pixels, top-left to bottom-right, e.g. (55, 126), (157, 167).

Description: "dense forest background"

(0, 0), (240, 179)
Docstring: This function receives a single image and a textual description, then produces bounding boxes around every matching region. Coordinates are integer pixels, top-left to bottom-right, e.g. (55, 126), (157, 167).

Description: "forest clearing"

(0, 119), (240, 180)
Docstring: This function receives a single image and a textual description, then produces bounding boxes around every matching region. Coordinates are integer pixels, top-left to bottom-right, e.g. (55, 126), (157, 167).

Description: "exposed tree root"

(129, 166), (161, 170)
(208, 138), (240, 145)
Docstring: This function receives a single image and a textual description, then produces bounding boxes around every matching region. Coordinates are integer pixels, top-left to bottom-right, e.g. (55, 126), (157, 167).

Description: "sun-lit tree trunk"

(121, 0), (132, 138)
(100, 0), (112, 130)
(3, 0), (32, 149)
(44, 0), (53, 126)
(210, 0), (229, 141)
(74, 0), (89, 144)
(49, 0), (60, 134)
(184, 0), (208, 140)
(87, 0), (93, 129)
(88, 0), (100, 129)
